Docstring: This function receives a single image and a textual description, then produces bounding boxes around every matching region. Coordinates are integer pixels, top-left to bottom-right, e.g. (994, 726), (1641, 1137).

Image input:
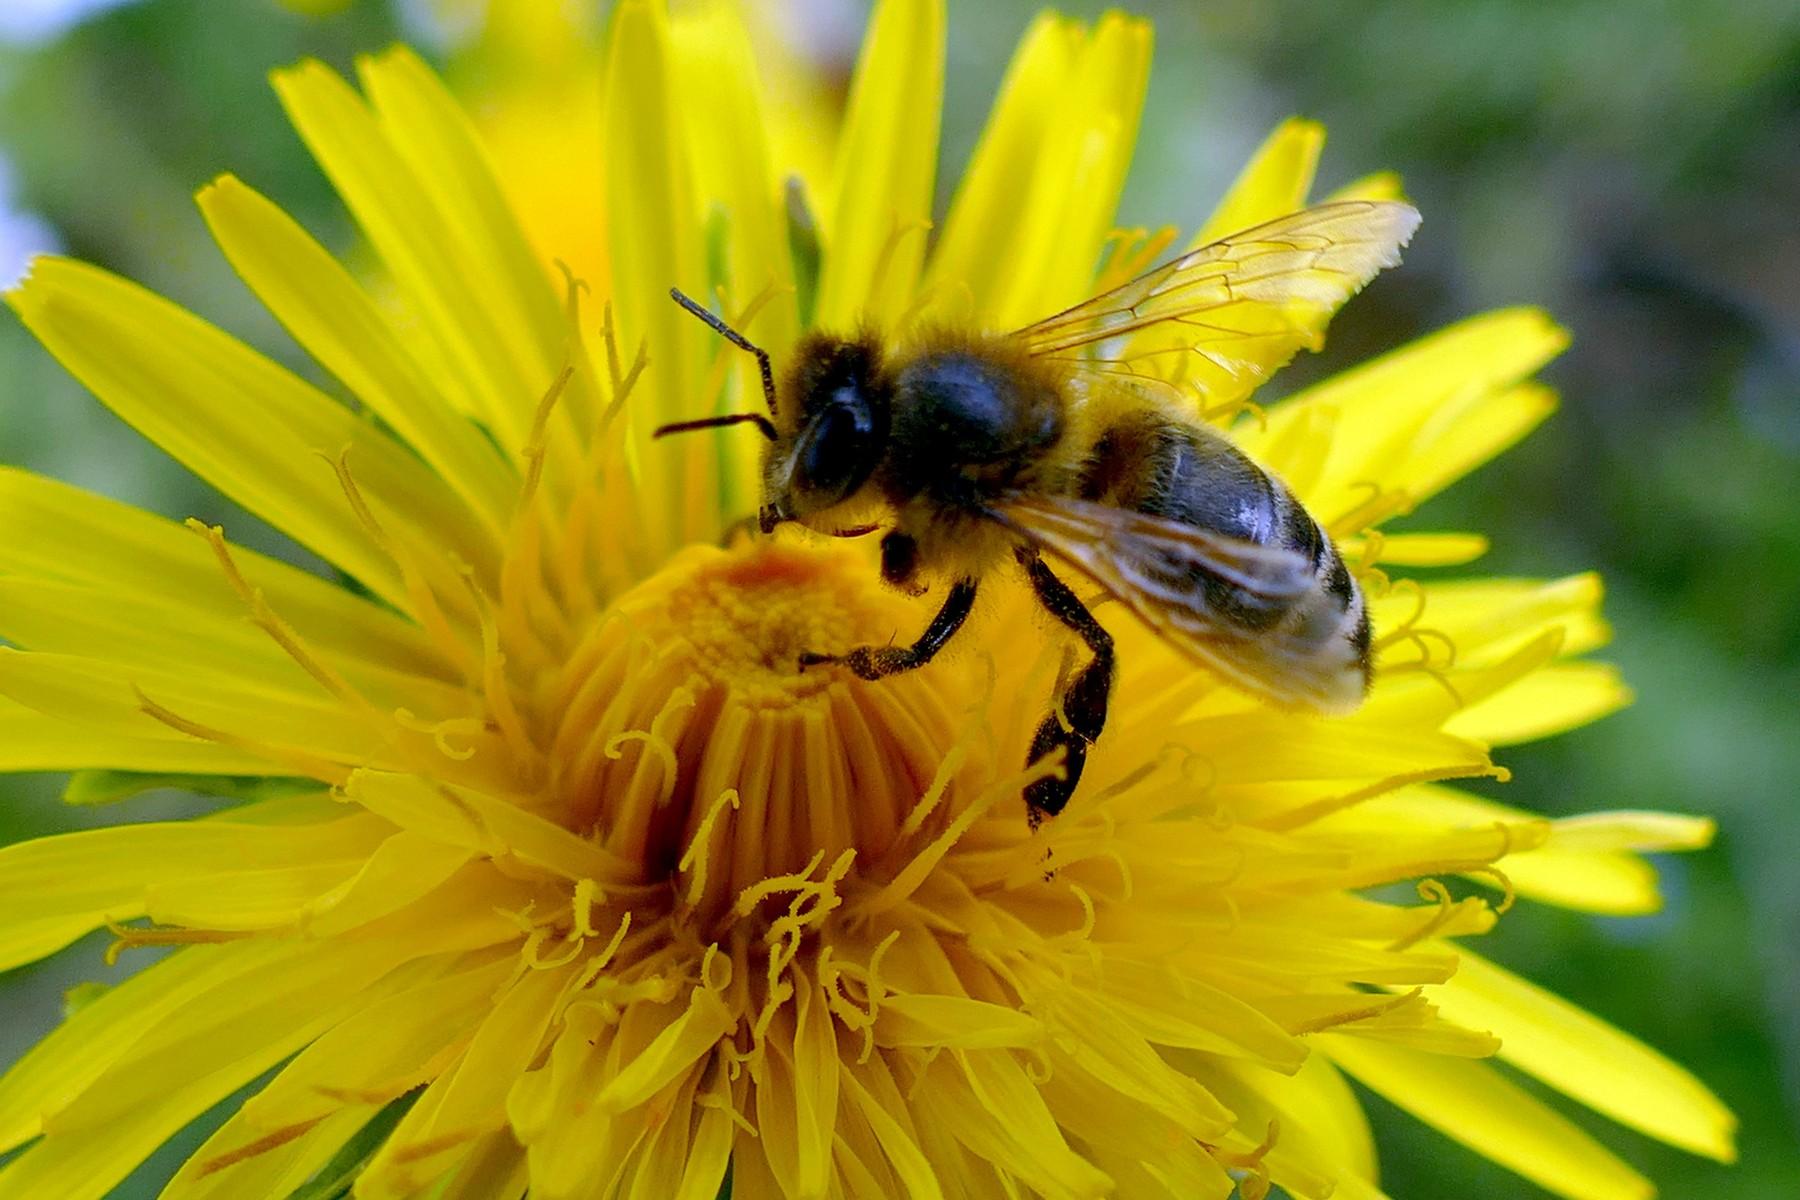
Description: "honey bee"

(657, 201), (1421, 823)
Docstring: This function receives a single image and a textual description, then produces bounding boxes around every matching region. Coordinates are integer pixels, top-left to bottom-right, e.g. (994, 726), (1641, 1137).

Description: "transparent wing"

(998, 494), (1363, 710)
(1010, 201), (1420, 403)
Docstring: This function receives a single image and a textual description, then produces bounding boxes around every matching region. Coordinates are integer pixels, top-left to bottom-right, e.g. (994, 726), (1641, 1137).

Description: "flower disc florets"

(549, 540), (974, 928)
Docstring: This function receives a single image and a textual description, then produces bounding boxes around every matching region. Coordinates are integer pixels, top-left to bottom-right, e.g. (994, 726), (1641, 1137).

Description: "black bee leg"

(800, 577), (977, 680)
(1018, 550), (1115, 826)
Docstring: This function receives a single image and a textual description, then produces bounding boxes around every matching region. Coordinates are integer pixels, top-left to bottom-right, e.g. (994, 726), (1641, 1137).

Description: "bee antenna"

(669, 287), (778, 416)
(653, 412), (778, 441)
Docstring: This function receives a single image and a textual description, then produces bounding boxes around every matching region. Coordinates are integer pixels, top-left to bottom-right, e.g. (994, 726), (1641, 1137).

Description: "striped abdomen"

(1078, 414), (1371, 711)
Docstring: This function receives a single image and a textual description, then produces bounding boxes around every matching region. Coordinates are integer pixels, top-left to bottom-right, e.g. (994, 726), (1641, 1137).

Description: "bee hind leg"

(799, 576), (976, 680)
(1018, 550), (1115, 826)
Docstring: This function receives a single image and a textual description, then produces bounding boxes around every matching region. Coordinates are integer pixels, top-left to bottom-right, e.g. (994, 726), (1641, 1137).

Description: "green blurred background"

(0, 1), (1795, 1196)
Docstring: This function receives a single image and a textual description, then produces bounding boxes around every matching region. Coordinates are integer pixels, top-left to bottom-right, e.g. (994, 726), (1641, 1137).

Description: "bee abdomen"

(1081, 415), (1371, 707)
(1271, 518), (1372, 710)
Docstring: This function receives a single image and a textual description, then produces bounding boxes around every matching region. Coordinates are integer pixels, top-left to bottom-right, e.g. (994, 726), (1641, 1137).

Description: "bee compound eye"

(796, 402), (878, 503)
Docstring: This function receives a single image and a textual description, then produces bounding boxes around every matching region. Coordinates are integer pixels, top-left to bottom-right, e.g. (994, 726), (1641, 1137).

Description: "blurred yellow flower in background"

(433, 0), (839, 294)
(0, 2), (1734, 1198)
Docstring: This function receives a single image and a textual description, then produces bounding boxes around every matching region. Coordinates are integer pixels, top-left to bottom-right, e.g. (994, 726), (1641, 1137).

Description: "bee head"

(761, 333), (891, 533)
(653, 292), (890, 535)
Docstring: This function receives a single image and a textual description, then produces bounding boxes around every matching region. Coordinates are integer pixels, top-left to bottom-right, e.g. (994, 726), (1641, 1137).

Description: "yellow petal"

(1324, 1038), (1653, 1200)
(1446, 660), (1633, 744)
(1343, 785), (1711, 915)
(457, 0), (607, 279)
(669, 1), (800, 517)
(815, 0), (943, 330)
(0, 938), (417, 1200)
(507, 1010), (639, 1196)
(197, 173), (516, 530)
(1042, 1062), (1236, 1198)
(1038, 978), (1235, 1137)
(1370, 573), (1610, 668)
(1327, 170), (1406, 203)
(1247, 307), (1569, 516)
(1198, 1053), (1382, 1198)
(271, 57), (557, 452)
(161, 955), (513, 1200)
(873, 991), (1042, 1049)
(999, 11), (1151, 325)
(0, 941), (293, 1154)
(0, 698), (268, 774)
(0, 650), (396, 779)
(829, 1099), (906, 1200)
(601, 0), (715, 549)
(358, 46), (565, 400)
(172, 1110), (371, 1200)
(1205, 929), (1459, 989)
(1394, 381), (1559, 506)
(595, 984), (734, 1112)
(432, 1128), (531, 1200)
(1192, 116), (1325, 244)
(300, 829), (476, 937)
(6, 258), (491, 608)
(1255, 398), (1336, 494)
(726, 1128), (793, 1200)
(625, 1072), (711, 1200)
(343, 769), (636, 884)
(922, 12), (1079, 322)
(0, 468), (453, 682)
(1500, 848), (1662, 916)
(841, 1064), (943, 1200)
(0, 805), (386, 971)
(770, 972), (841, 1198)
(668, 4), (796, 337)
(1537, 810), (1717, 854)
(926, 1050), (1114, 1200)
(1076, 959), (1305, 1070)
(1189, 710), (1492, 786)
(927, 12), (1150, 329)
(1525, 816), (1712, 910)
(1264, 988), (1499, 1057)
(142, 860), (367, 931)
(1345, 531), (1490, 567)
(1427, 947), (1737, 1161)
(1366, 627), (1567, 731)
(0, 576), (464, 717)
(793, 969), (848, 1192)
(359, 959), (579, 1197)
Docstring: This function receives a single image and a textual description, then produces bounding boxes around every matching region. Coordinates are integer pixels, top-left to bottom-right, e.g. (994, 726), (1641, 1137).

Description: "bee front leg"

(799, 576), (976, 680)
(1018, 550), (1115, 826)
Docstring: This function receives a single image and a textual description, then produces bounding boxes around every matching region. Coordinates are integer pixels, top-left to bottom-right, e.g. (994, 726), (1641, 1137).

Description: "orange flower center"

(547, 540), (986, 930)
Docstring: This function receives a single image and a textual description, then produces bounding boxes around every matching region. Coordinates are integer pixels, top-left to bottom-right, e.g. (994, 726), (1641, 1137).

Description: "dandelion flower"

(0, 3), (1734, 1198)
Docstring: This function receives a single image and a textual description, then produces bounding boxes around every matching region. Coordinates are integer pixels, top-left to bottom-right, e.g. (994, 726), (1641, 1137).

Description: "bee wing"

(1009, 201), (1420, 400)
(997, 494), (1358, 710)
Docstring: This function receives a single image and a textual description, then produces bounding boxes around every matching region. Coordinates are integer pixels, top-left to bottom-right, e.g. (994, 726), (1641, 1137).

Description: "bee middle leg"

(1018, 549), (1115, 826)
(799, 575), (977, 680)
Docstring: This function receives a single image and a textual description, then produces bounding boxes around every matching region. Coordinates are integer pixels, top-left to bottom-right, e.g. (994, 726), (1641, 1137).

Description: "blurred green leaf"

(284, 1091), (420, 1200)
(61, 770), (323, 807)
